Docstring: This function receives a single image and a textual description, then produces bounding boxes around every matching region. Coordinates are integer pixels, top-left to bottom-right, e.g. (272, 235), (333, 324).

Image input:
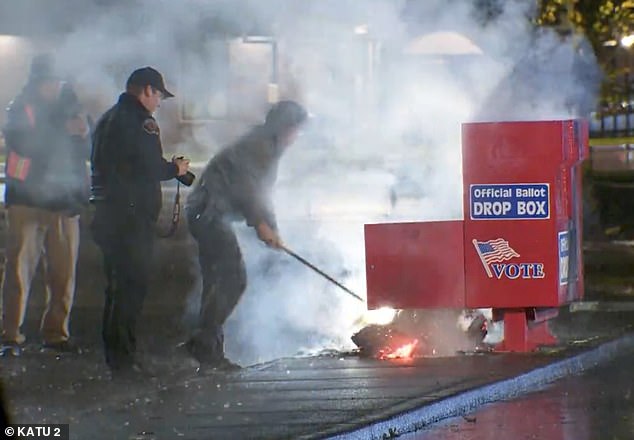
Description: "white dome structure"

(404, 31), (484, 55)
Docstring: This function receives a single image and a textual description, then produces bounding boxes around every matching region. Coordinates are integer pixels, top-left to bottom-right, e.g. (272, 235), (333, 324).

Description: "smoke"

(26, 0), (601, 364)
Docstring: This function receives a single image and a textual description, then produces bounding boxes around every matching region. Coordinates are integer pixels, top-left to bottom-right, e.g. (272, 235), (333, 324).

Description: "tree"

(537, 0), (634, 121)
(535, 0), (634, 66)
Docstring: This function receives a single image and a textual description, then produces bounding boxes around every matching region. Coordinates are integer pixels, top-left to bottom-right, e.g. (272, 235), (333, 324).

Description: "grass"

(590, 137), (634, 146)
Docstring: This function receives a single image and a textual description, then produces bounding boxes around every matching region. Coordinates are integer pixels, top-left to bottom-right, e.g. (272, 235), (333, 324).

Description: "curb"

(324, 332), (634, 440)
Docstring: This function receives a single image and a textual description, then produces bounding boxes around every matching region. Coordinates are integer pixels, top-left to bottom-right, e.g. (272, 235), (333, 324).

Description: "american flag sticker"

(472, 238), (520, 278)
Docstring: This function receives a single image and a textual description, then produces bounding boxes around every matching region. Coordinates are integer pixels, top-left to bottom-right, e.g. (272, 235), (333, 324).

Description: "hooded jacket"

(186, 125), (284, 230)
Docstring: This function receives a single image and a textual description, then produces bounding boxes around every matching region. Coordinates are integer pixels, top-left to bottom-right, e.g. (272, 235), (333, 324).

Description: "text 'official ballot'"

(470, 184), (550, 220)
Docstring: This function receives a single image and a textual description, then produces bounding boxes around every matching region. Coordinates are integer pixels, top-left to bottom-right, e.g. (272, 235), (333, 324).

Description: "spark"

(359, 307), (397, 326)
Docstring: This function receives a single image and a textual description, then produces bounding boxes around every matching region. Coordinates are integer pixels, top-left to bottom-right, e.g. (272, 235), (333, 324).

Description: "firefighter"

(0, 54), (90, 356)
(90, 67), (190, 376)
(184, 100), (308, 370)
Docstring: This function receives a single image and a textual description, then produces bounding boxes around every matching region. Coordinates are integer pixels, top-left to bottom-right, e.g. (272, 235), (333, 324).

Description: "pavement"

(399, 346), (634, 439)
(3, 239), (634, 440)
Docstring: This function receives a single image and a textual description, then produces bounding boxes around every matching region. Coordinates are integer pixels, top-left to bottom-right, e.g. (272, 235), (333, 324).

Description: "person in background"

(90, 67), (190, 377)
(0, 54), (90, 356)
(184, 100), (307, 370)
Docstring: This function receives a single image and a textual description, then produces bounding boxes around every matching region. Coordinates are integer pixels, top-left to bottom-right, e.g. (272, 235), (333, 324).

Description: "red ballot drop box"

(365, 120), (588, 352)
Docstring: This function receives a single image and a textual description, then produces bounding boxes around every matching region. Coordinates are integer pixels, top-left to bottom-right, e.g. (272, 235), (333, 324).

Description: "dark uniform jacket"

(186, 125), (284, 230)
(3, 83), (90, 213)
(91, 93), (178, 224)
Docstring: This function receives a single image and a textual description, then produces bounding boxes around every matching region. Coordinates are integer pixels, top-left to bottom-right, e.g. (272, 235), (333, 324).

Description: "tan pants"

(1, 205), (80, 344)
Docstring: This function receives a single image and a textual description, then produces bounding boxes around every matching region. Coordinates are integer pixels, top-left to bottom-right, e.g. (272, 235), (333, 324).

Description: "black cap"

(29, 54), (59, 83)
(126, 67), (174, 98)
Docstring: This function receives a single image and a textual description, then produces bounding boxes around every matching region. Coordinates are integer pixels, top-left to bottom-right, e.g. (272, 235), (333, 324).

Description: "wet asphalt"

(405, 349), (634, 440)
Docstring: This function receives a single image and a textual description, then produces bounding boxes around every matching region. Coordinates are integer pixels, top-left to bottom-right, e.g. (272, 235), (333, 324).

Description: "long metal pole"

(281, 245), (364, 302)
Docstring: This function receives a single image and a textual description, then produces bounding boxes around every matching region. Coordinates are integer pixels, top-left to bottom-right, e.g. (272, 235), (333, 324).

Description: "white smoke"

(36, 0), (600, 365)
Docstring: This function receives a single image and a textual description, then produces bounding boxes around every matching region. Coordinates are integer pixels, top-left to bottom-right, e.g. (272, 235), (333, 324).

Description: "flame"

(379, 339), (419, 360)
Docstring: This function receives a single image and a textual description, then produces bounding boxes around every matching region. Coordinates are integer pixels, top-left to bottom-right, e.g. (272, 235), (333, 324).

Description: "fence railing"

(590, 72), (634, 139)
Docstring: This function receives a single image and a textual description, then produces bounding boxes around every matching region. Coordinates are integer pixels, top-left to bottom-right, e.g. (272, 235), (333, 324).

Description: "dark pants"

(188, 216), (246, 362)
(91, 204), (154, 370)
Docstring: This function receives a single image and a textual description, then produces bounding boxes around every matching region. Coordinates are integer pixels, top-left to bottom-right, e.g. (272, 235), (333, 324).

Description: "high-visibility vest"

(5, 104), (34, 182)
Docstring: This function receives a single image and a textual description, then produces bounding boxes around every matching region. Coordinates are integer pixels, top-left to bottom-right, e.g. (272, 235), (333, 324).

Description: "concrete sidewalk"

(3, 305), (634, 440)
(3, 239), (634, 439)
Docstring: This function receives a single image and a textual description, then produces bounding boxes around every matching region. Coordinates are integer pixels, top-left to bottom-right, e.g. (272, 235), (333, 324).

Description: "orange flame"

(379, 339), (419, 360)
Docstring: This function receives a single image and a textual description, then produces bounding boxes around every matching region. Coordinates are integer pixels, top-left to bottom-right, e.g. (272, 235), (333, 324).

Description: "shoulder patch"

(143, 118), (160, 135)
